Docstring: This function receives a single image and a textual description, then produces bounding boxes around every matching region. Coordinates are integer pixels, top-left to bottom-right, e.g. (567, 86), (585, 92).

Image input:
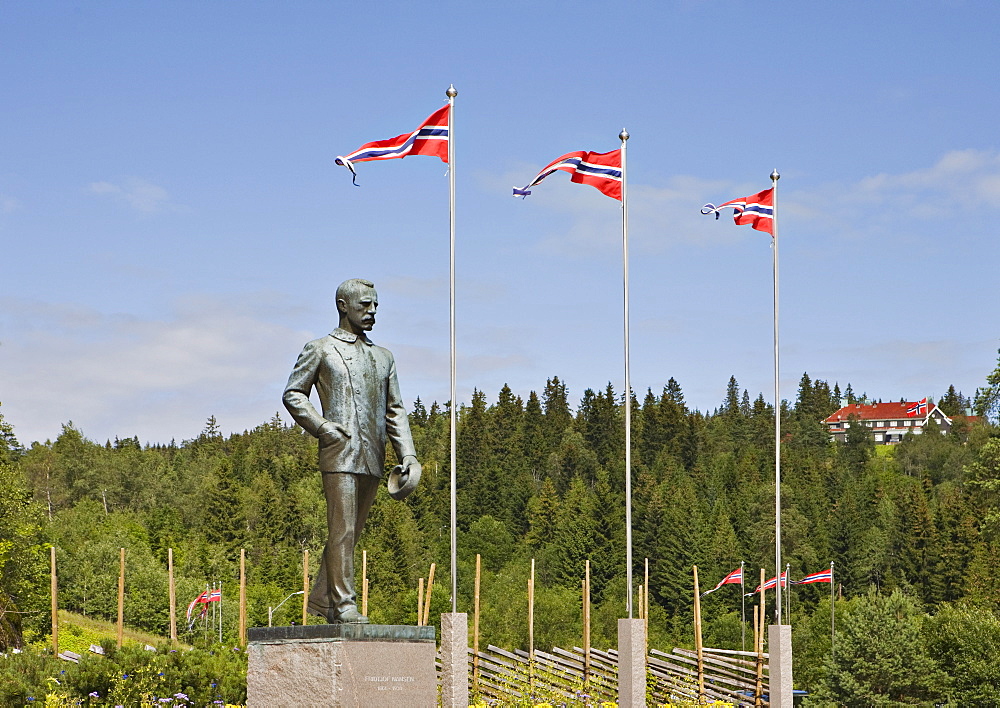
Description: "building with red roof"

(822, 400), (954, 444)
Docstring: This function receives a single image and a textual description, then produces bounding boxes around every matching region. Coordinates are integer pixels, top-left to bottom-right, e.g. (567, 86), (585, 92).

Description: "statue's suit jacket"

(282, 328), (416, 476)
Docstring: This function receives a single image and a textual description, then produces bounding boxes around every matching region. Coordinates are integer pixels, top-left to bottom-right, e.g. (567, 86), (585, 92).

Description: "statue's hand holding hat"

(388, 457), (421, 500)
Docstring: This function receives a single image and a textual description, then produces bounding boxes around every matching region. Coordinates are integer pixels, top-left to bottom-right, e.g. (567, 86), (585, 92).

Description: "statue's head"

(336, 278), (378, 333)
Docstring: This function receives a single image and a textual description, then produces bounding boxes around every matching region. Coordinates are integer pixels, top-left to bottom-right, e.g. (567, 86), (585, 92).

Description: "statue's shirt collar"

(331, 328), (373, 345)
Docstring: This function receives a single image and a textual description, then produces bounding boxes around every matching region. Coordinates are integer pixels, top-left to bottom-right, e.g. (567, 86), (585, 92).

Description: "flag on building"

(702, 566), (743, 596)
(514, 149), (623, 200)
(335, 105), (450, 184)
(795, 569), (833, 585)
(906, 397), (928, 417)
(701, 188), (775, 235)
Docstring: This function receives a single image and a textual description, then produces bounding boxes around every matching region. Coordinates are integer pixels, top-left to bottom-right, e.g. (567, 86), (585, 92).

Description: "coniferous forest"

(2, 350), (1000, 704)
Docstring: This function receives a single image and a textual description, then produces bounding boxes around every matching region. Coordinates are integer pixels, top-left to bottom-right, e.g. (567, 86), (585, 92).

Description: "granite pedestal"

(247, 624), (437, 708)
(617, 618), (646, 708)
(768, 624), (793, 708)
(439, 613), (468, 708)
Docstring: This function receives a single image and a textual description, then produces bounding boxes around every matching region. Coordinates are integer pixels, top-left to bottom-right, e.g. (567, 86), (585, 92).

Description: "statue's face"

(339, 287), (378, 332)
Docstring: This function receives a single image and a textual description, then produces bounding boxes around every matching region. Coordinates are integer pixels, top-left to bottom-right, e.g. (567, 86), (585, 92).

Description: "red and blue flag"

(795, 569), (833, 585)
(185, 591), (209, 627)
(906, 397), (928, 418)
(747, 571), (787, 595)
(702, 566), (743, 597)
(701, 188), (774, 235)
(514, 149), (622, 200)
(335, 105), (450, 184)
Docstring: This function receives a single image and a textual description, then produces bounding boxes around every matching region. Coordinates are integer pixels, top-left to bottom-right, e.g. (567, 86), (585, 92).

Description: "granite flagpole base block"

(617, 618), (646, 708)
(768, 624), (794, 708)
(246, 624), (437, 708)
(439, 612), (469, 708)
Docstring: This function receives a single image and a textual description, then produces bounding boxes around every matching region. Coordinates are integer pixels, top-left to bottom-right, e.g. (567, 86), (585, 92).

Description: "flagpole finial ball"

(619, 129), (629, 141)
(446, 85), (457, 98)
(771, 169), (780, 181)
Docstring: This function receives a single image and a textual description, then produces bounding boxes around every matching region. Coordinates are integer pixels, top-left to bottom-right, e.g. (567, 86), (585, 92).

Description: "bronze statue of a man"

(283, 278), (421, 624)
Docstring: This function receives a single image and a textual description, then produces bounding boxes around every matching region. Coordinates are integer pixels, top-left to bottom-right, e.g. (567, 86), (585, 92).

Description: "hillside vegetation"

(2, 350), (1000, 704)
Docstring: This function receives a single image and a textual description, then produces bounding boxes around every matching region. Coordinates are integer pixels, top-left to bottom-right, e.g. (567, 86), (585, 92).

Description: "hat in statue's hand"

(387, 464), (420, 500)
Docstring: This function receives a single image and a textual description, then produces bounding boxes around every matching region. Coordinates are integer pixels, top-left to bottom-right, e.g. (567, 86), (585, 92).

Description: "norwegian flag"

(207, 588), (222, 602)
(906, 397), (928, 418)
(701, 188), (775, 235)
(513, 149), (623, 200)
(795, 569), (833, 585)
(185, 591), (209, 626)
(702, 566), (743, 597)
(746, 571), (788, 595)
(335, 105), (449, 184)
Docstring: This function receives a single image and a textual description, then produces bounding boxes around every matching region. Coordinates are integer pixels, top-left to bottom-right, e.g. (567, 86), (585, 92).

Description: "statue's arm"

(385, 356), (418, 466)
(282, 341), (333, 439)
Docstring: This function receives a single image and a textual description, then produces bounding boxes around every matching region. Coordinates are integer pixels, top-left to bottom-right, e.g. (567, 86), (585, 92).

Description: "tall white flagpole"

(620, 128), (633, 618)
(771, 168), (782, 625)
(830, 560), (836, 650)
(447, 84), (458, 614)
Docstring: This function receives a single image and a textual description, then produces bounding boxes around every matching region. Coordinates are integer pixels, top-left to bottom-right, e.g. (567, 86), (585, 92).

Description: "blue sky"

(2, 1), (998, 446)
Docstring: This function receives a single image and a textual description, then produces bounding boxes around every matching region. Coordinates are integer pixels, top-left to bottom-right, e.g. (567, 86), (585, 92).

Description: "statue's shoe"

(334, 607), (370, 624)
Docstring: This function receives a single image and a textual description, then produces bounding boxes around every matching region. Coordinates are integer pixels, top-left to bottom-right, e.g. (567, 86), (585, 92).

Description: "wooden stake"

(754, 605), (763, 708)
(361, 549), (368, 617)
(239, 549), (246, 646)
(422, 563), (436, 626)
(417, 578), (424, 626)
(117, 548), (125, 648)
(528, 558), (535, 660)
(302, 549), (309, 626)
(528, 558), (535, 690)
(759, 567), (766, 629)
(583, 559), (591, 684)
(756, 568), (766, 708)
(168, 548), (177, 642)
(692, 565), (705, 702)
(473, 554), (481, 692)
(644, 557), (650, 637)
(50, 546), (58, 655)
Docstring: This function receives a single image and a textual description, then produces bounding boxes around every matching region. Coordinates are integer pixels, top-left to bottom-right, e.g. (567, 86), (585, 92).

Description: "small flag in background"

(906, 397), (928, 418)
(207, 588), (222, 602)
(747, 571), (787, 595)
(185, 591), (209, 627)
(701, 188), (775, 235)
(795, 569), (833, 585)
(514, 149), (623, 200)
(335, 105), (450, 185)
(702, 566), (743, 596)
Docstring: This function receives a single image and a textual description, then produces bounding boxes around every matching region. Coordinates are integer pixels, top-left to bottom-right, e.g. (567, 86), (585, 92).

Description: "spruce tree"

(541, 376), (573, 452)
(817, 590), (947, 705)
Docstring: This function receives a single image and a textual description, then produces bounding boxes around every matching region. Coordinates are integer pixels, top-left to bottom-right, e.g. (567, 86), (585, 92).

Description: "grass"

(33, 611), (191, 655)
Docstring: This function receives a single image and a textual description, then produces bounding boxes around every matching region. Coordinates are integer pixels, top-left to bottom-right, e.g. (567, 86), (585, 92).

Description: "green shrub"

(0, 643), (247, 706)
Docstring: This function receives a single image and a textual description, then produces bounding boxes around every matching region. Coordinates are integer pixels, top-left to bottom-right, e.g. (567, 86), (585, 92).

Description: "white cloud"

(796, 149), (1000, 230)
(0, 294), (312, 445)
(88, 177), (175, 213)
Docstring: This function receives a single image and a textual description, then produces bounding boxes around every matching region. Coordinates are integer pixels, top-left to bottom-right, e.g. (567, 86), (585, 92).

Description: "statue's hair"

(336, 278), (376, 304)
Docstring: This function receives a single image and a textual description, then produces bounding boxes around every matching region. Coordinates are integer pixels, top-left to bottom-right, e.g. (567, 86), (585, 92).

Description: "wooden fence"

(450, 644), (769, 706)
